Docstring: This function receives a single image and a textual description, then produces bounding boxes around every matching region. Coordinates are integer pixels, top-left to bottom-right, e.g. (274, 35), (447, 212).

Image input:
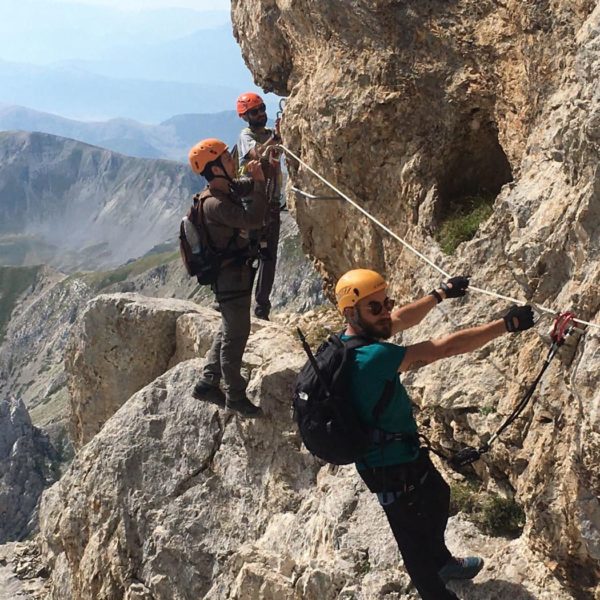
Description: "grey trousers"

(255, 207), (281, 311)
(201, 262), (255, 401)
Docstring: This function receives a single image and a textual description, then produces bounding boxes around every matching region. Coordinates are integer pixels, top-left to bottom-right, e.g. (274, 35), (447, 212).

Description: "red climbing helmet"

(236, 92), (264, 116)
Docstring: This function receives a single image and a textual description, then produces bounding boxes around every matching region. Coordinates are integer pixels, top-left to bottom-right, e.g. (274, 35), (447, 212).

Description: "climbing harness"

(441, 311), (583, 470)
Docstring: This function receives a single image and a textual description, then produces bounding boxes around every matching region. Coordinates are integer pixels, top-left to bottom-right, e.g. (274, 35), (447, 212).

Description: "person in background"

(236, 92), (283, 321)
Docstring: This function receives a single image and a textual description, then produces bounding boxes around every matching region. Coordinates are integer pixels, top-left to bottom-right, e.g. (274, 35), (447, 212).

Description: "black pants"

(254, 208), (280, 313)
(360, 455), (457, 600)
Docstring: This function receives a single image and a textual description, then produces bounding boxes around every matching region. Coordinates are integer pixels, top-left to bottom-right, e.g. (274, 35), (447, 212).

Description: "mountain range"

(0, 130), (199, 270)
(0, 60), (248, 123)
(0, 105), (242, 162)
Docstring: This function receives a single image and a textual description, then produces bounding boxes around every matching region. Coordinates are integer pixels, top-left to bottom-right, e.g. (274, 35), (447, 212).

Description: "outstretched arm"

(391, 276), (470, 334)
(398, 305), (535, 372)
(391, 292), (442, 334)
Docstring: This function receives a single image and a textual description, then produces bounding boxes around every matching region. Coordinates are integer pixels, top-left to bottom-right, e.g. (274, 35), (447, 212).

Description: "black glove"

(503, 305), (535, 332)
(448, 447), (482, 471)
(440, 276), (470, 299)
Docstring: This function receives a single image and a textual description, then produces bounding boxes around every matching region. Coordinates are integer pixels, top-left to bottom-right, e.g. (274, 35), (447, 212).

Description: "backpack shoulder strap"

(197, 189), (243, 257)
(189, 188), (210, 221)
(195, 193), (218, 251)
(372, 379), (396, 422)
(331, 333), (375, 383)
(338, 333), (376, 351)
(337, 335), (397, 424)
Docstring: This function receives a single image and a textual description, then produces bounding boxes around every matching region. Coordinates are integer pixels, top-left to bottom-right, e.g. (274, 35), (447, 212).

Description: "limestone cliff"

(231, 0), (600, 592)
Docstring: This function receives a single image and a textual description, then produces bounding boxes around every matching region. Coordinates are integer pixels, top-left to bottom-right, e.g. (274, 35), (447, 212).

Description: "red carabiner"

(551, 311), (576, 345)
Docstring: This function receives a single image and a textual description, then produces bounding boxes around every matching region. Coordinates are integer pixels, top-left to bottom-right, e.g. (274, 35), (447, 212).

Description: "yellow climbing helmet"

(335, 269), (387, 312)
(188, 138), (228, 174)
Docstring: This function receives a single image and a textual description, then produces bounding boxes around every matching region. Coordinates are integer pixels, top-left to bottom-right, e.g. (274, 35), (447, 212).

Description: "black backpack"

(293, 329), (396, 465)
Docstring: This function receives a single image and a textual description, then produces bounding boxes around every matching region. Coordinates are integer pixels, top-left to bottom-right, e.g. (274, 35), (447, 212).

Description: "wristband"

(429, 289), (443, 304)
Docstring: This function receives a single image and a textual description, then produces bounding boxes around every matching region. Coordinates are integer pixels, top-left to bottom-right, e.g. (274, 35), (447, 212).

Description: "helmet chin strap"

(210, 156), (236, 189)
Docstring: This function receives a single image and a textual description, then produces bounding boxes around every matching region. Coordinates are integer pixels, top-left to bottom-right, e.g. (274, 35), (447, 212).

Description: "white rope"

(291, 187), (340, 200)
(278, 143), (600, 332)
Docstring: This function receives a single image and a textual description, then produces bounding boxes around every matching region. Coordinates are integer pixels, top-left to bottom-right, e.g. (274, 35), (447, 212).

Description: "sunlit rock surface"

(232, 0), (600, 592)
(39, 296), (578, 599)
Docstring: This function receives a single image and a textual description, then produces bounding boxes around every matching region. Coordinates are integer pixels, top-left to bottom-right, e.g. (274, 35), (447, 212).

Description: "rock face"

(232, 0), (600, 591)
(66, 294), (218, 447)
(39, 295), (574, 600)
(0, 267), (93, 456)
(0, 542), (50, 600)
(66, 273), (321, 450)
(0, 397), (57, 543)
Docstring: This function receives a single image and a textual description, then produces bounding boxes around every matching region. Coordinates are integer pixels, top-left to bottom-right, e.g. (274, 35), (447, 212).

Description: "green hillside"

(76, 249), (180, 292)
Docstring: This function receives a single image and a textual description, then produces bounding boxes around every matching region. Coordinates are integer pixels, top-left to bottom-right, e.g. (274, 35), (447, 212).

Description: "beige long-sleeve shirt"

(200, 179), (267, 253)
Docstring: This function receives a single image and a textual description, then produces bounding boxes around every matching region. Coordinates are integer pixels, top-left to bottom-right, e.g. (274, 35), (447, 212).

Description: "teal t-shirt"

(341, 335), (419, 468)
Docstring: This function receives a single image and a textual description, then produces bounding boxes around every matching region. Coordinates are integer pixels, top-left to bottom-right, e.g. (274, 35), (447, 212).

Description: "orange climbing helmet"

(188, 138), (228, 174)
(236, 92), (264, 116)
(335, 269), (387, 312)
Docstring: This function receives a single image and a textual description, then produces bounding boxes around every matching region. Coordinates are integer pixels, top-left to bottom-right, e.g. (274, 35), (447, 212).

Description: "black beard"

(354, 309), (392, 340)
(248, 114), (268, 128)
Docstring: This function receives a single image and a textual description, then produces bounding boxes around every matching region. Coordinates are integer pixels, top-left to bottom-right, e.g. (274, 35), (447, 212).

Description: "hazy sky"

(0, 0), (275, 121)
(53, 0), (230, 10)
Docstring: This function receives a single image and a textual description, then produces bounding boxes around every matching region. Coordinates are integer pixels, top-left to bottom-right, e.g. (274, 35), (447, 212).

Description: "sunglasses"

(247, 103), (266, 117)
(365, 297), (395, 316)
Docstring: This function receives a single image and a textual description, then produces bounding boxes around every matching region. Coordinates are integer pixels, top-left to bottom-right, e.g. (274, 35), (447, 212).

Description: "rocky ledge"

(37, 294), (579, 599)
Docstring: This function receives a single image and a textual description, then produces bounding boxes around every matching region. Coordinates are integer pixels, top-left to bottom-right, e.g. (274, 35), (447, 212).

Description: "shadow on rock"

(450, 579), (538, 599)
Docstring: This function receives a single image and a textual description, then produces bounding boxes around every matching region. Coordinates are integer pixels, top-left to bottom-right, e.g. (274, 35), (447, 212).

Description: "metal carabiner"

(551, 311), (576, 345)
(276, 97), (287, 121)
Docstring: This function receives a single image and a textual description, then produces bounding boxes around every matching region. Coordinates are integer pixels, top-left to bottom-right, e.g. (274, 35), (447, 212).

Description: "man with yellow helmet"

(335, 268), (534, 600)
(187, 138), (267, 416)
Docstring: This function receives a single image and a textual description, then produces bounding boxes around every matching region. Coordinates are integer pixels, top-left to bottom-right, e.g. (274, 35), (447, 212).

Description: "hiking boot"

(192, 381), (225, 407)
(438, 556), (484, 583)
(226, 395), (262, 417)
(254, 306), (270, 321)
